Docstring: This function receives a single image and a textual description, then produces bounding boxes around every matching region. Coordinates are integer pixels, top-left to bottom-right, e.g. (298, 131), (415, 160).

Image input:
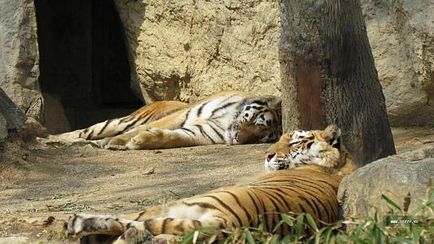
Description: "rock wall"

(113, 0), (282, 102)
(114, 0), (434, 126)
(0, 0), (43, 120)
(1, 0), (433, 127)
(361, 0), (434, 126)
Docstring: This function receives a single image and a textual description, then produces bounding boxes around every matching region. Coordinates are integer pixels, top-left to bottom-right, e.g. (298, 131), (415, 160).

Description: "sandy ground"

(0, 127), (433, 243)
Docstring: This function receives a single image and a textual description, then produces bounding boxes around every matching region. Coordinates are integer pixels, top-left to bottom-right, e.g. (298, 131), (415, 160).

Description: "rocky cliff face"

(114, 0), (434, 125)
(0, 0), (433, 126)
(361, 0), (434, 126)
(0, 0), (42, 120)
(113, 0), (282, 102)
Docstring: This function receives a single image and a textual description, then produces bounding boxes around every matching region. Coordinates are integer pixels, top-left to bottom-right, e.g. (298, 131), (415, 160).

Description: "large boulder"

(113, 0), (281, 102)
(338, 145), (434, 220)
(361, 0), (434, 126)
(0, 0), (43, 120)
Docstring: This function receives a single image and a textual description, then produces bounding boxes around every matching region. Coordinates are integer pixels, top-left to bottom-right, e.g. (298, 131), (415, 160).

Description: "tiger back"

(48, 91), (282, 150)
(64, 125), (356, 243)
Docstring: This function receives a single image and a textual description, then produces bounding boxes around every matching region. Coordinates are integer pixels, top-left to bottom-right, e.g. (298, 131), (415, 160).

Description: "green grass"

(181, 181), (434, 243)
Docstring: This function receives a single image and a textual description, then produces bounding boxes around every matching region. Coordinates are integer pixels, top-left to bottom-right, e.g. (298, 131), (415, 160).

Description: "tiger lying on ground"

(64, 125), (356, 243)
(50, 91), (282, 150)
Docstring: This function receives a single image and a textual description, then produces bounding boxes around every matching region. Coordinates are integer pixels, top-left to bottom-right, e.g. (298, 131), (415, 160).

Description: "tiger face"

(264, 125), (342, 172)
(226, 96), (282, 145)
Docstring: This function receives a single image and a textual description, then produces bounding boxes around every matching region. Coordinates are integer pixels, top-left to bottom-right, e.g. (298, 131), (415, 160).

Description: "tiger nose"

(265, 152), (277, 162)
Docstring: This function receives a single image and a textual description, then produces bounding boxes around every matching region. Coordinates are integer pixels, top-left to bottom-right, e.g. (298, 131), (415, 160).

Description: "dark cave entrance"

(34, 0), (142, 133)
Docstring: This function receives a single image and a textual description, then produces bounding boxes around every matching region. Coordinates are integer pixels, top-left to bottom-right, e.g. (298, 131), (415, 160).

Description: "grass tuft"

(180, 182), (434, 243)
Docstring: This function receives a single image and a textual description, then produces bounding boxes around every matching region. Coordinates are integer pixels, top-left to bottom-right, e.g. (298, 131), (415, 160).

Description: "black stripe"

(249, 190), (267, 232)
(70, 215), (78, 232)
(289, 176), (337, 192)
(206, 123), (225, 141)
(196, 125), (216, 143)
(118, 116), (131, 123)
(299, 195), (323, 221)
(86, 129), (94, 140)
(202, 195), (243, 227)
(248, 105), (265, 111)
(81, 128), (89, 139)
(180, 110), (190, 128)
(134, 211), (146, 221)
(249, 100), (267, 106)
(289, 180), (338, 215)
(259, 188), (290, 236)
(254, 189), (285, 232)
(115, 116), (149, 136)
(210, 102), (238, 118)
(253, 177), (337, 194)
(222, 191), (252, 226)
(289, 141), (300, 146)
(161, 218), (174, 234)
(246, 190), (260, 226)
(137, 110), (152, 120)
(277, 185), (334, 222)
(180, 127), (196, 136)
(98, 119), (113, 135)
(209, 119), (225, 131)
(183, 201), (223, 212)
(196, 101), (210, 117)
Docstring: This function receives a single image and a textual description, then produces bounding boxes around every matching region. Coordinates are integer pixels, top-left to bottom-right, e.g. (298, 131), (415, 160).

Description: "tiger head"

(227, 96), (282, 145)
(264, 125), (355, 176)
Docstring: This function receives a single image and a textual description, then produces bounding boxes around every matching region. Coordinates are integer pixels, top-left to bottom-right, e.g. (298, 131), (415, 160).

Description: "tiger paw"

(126, 129), (164, 150)
(104, 143), (128, 150)
(64, 213), (124, 240)
(114, 226), (153, 244)
(98, 134), (131, 150)
(101, 137), (129, 150)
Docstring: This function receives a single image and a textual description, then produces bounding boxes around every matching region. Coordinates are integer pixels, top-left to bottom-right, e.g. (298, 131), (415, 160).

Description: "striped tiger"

(64, 125), (356, 243)
(51, 91), (282, 150)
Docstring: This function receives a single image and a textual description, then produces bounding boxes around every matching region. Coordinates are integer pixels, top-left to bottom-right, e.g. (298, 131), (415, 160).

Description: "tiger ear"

(266, 96), (282, 110)
(323, 124), (341, 148)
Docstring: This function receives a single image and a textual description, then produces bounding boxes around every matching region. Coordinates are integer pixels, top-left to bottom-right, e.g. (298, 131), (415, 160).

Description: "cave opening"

(34, 0), (142, 134)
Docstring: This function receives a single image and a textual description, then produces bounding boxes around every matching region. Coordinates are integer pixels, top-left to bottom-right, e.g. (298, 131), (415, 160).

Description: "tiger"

(50, 91), (282, 150)
(64, 125), (356, 243)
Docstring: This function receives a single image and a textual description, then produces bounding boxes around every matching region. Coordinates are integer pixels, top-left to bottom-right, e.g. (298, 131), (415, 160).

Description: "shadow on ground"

(0, 127), (433, 243)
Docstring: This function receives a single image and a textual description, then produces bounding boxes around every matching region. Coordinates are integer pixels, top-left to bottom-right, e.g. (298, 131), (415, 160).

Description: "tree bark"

(279, 0), (396, 166)
(0, 88), (25, 130)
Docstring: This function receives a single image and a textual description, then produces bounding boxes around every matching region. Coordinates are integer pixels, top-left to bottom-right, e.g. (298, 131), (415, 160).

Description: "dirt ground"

(0, 127), (433, 243)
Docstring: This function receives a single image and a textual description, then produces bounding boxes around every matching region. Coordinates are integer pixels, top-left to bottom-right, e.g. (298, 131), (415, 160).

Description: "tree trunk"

(279, 0), (396, 166)
(0, 88), (25, 130)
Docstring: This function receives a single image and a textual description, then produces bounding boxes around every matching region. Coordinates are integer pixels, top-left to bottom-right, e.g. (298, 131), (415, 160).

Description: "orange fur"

(64, 126), (356, 243)
(53, 91), (282, 150)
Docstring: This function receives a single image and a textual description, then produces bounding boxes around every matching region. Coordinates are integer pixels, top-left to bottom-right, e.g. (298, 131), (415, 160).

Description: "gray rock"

(338, 145), (434, 220)
(0, 0), (43, 120)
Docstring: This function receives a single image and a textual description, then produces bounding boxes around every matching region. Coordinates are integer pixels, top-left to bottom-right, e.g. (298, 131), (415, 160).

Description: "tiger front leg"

(98, 129), (141, 150)
(113, 217), (225, 244)
(64, 213), (149, 241)
(124, 128), (198, 150)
